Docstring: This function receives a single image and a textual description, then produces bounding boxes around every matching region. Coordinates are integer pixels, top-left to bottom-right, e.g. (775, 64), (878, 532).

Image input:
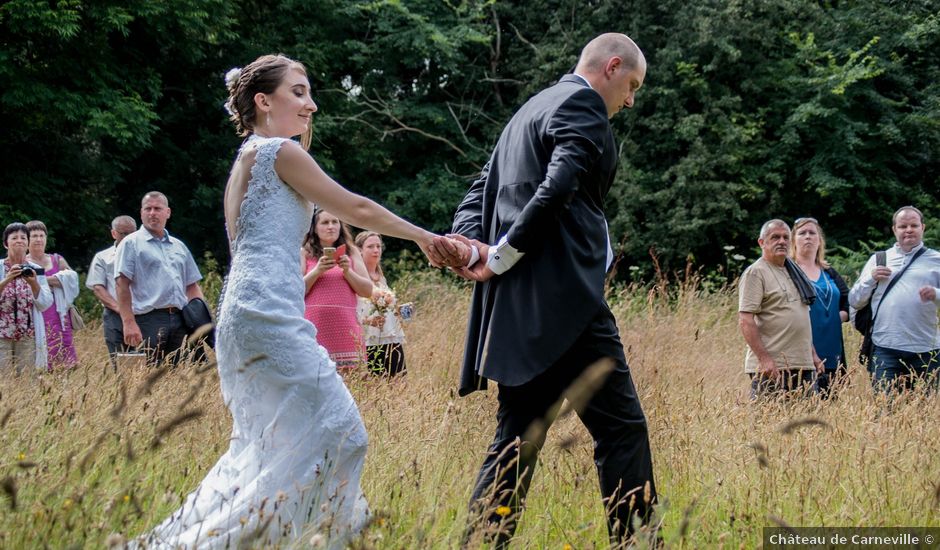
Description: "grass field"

(1, 272), (938, 549)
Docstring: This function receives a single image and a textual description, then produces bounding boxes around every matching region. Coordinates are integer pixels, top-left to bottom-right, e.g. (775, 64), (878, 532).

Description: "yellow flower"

(17, 453), (25, 461)
(495, 506), (511, 517)
(563, 544), (573, 550)
(123, 495), (130, 503)
(63, 498), (73, 509)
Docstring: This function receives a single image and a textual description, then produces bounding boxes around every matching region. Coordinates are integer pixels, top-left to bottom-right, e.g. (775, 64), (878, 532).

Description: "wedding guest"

(739, 219), (825, 398)
(115, 191), (205, 365)
(25, 220), (79, 369)
(0, 222), (53, 374)
(849, 206), (940, 392)
(302, 210), (372, 368)
(790, 217), (850, 397)
(355, 231), (407, 376)
(87, 215), (137, 361)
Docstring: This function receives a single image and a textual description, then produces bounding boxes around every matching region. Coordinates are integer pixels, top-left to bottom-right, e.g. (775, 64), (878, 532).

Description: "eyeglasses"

(794, 217), (818, 226)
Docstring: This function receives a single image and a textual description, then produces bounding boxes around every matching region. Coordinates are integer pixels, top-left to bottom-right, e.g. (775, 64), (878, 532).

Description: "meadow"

(1, 272), (938, 549)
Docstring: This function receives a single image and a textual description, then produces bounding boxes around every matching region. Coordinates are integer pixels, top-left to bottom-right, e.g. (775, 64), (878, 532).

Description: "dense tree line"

(1, 0), (937, 279)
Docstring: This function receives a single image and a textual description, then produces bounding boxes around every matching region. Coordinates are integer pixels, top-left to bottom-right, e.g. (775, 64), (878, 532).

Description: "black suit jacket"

(452, 75), (619, 395)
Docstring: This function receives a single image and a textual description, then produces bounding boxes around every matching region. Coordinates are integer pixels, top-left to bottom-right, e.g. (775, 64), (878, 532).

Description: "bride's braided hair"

(224, 54), (309, 141)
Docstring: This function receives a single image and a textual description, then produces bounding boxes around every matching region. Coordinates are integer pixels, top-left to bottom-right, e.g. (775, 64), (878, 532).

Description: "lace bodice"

(134, 135), (368, 549)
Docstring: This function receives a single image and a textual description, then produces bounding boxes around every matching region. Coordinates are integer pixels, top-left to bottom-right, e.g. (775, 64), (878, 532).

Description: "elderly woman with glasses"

(0, 223), (54, 374)
(790, 217), (850, 397)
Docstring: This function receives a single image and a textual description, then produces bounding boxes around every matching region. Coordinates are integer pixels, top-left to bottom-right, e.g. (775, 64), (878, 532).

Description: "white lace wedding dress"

(133, 135), (369, 549)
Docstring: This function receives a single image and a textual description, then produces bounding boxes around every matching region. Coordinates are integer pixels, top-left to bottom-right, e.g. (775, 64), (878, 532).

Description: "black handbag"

(856, 248), (926, 365)
(182, 297), (215, 349)
(852, 251), (885, 337)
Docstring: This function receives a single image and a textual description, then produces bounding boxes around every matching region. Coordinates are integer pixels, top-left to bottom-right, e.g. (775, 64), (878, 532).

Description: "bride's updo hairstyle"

(225, 54), (312, 150)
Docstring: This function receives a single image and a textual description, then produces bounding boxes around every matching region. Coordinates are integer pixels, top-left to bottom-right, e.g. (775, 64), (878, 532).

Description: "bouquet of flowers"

(371, 288), (397, 315)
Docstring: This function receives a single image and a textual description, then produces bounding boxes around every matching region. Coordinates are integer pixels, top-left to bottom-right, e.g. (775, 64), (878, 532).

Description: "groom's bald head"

(576, 33), (644, 74)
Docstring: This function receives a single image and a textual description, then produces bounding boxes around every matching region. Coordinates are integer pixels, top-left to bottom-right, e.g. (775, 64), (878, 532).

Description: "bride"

(131, 54), (451, 548)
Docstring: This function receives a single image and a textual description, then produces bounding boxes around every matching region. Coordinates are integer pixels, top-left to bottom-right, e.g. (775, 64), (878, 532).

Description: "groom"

(433, 33), (657, 546)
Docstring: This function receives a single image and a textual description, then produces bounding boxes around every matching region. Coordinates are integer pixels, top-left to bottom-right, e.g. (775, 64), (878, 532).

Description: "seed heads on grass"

(150, 409), (204, 449)
(778, 417), (830, 435)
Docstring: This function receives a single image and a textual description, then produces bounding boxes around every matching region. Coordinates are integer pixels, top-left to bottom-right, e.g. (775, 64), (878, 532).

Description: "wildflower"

(123, 494), (130, 503)
(723, 245), (736, 251)
(495, 505), (511, 517)
(563, 545), (573, 550)
(310, 533), (327, 548)
(16, 453), (25, 461)
(732, 254), (746, 261)
(63, 498), (73, 509)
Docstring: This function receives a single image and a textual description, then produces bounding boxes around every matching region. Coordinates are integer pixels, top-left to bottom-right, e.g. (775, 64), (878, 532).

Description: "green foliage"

(0, 0), (937, 283)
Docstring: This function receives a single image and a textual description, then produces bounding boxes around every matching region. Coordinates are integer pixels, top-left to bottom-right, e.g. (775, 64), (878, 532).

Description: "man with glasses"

(849, 206), (940, 392)
(87, 215), (138, 363)
(739, 219), (825, 398)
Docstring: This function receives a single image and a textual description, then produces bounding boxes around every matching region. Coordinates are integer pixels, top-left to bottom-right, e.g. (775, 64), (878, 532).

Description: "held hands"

(426, 235), (471, 267)
(445, 234), (494, 282)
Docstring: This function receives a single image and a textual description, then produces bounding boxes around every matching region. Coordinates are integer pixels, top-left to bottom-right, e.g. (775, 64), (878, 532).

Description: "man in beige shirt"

(739, 219), (824, 398)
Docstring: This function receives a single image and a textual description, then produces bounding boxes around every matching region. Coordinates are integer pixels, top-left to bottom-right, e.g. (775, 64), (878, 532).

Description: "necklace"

(815, 272), (834, 315)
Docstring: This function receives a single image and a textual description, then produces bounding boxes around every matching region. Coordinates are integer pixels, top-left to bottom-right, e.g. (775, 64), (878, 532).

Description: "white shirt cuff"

(486, 235), (524, 275)
(466, 245), (480, 268)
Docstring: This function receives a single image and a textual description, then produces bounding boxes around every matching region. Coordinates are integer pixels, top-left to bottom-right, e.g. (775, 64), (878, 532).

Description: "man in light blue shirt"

(115, 192), (204, 365)
(849, 206), (940, 391)
(86, 215), (137, 360)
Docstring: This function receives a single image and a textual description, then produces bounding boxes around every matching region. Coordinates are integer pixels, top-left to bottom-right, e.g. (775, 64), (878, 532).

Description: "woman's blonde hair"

(790, 217), (829, 269)
(355, 231), (384, 281)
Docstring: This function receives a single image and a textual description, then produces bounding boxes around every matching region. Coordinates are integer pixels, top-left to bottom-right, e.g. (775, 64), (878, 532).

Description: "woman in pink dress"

(302, 210), (372, 368)
(25, 220), (78, 369)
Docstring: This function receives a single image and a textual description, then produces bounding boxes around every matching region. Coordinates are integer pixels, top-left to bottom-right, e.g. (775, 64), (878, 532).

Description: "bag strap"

(871, 247), (927, 325)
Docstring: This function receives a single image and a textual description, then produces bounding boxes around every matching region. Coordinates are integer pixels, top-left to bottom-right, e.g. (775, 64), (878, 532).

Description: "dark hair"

(225, 54), (312, 149)
(303, 210), (354, 258)
(3, 222), (28, 247)
(25, 220), (47, 235)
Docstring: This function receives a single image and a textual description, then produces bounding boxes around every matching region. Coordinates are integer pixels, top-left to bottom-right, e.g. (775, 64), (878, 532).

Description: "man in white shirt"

(86, 215), (137, 362)
(115, 192), (204, 365)
(849, 206), (940, 392)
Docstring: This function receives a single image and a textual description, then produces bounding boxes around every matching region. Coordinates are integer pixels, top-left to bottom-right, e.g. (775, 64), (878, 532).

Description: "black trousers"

(467, 306), (657, 547)
(135, 309), (187, 366)
(366, 343), (407, 377)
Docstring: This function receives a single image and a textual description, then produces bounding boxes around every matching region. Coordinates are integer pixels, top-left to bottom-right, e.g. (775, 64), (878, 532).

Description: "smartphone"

(334, 244), (347, 259)
(322, 247), (336, 258)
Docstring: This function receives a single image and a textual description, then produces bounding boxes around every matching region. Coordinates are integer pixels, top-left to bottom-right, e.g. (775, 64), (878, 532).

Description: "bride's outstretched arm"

(275, 141), (441, 260)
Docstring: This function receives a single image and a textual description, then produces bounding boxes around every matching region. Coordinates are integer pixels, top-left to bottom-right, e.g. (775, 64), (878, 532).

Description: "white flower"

(225, 67), (242, 89)
(723, 245), (735, 251)
(732, 254), (746, 261)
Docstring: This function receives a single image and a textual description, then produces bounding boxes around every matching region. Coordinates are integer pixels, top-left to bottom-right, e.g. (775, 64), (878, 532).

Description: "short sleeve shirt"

(86, 245), (118, 299)
(739, 258), (814, 372)
(114, 228), (202, 314)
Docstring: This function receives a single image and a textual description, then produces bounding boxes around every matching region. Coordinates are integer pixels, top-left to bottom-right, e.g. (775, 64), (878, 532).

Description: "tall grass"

(1, 271), (938, 548)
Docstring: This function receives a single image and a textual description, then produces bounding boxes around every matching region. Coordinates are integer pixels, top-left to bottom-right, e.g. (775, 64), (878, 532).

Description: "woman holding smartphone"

(302, 209), (372, 368)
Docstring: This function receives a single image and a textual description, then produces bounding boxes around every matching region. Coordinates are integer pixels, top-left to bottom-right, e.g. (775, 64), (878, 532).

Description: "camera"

(18, 264), (44, 278)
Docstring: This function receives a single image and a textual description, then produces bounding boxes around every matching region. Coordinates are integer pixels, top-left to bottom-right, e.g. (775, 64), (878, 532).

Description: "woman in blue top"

(791, 217), (850, 397)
